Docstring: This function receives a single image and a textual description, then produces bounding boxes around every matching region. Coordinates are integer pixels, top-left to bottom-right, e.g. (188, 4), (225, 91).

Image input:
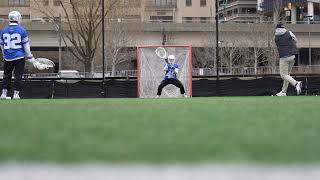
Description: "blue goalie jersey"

(164, 63), (179, 80)
(0, 24), (29, 61)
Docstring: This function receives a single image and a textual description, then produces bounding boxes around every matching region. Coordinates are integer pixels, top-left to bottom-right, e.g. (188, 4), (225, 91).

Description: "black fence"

(1, 75), (320, 98)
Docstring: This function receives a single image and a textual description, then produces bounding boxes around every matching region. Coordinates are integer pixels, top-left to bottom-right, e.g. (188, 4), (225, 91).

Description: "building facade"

(0, 0), (62, 20)
(1, 0), (320, 72)
(0, 0), (215, 23)
(217, 0), (260, 22)
(261, 0), (320, 24)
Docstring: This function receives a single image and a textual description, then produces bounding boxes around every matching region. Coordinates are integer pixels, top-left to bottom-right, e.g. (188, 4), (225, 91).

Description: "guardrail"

(2, 17), (320, 25)
(193, 65), (320, 76)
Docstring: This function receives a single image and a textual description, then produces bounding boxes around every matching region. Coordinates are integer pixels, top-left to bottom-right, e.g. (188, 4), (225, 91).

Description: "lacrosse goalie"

(0, 11), (54, 99)
(156, 54), (188, 98)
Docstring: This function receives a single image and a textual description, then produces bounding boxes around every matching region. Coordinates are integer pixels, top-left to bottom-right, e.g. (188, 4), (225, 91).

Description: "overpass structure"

(2, 21), (319, 48)
(1, 21), (320, 72)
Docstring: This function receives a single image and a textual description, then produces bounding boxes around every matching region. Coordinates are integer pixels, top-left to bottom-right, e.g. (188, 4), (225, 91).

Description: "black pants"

(2, 58), (25, 91)
(157, 79), (185, 95)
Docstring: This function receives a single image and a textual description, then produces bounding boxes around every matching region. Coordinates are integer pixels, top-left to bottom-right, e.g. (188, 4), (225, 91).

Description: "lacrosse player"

(156, 55), (188, 98)
(0, 11), (37, 99)
(274, 23), (302, 96)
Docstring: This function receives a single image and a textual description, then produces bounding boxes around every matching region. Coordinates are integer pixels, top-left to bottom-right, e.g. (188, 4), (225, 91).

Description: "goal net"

(137, 45), (192, 98)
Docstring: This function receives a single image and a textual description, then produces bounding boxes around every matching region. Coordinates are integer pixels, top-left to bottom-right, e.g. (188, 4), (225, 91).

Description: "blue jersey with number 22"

(0, 24), (29, 61)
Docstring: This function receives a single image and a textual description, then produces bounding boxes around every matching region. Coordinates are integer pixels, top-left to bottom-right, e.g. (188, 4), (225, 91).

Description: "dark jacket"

(275, 28), (299, 58)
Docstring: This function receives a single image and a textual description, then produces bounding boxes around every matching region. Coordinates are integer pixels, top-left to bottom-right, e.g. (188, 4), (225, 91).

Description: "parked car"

(58, 70), (80, 78)
(31, 17), (46, 23)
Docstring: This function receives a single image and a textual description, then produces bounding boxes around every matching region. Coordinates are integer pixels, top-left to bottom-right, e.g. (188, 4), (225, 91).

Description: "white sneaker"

(1, 89), (8, 99)
(13, 90), (21, 99)
(295, 81), (302, 95)
(276, 91), (287, 96)
(155, 95), (160, 98)
(0, 93), (7, 99)
(13, 93), (20, 99)
(182, 94), (188, 98)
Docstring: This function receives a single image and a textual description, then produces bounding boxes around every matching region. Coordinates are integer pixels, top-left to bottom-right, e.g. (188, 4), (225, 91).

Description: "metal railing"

(193, 65), (320, 76)
(3, 17), (320, 25)
(20, 70), (138, 79)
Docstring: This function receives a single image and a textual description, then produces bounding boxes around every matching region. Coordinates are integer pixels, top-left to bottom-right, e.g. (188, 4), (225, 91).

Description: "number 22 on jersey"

(3, 33), (22, 50)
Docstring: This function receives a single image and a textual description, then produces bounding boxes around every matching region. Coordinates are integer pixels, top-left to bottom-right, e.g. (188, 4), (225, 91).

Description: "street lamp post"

(215, 0), (220, 96)
(58, 14), (62, 72)
(306, 15), (312, 65)
(101, 0), (106, 98)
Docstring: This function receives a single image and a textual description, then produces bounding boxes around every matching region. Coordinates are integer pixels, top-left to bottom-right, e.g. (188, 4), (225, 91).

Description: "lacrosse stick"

(155, 47), (168, 59)
(33, 58), (55, 70)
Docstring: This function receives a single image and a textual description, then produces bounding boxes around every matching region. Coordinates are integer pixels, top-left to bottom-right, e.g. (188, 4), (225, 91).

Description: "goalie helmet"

(168, 55), (175, 64)
(8, 11), (22, 23)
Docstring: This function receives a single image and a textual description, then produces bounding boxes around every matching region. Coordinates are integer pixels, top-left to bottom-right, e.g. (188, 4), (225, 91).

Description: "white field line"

(0, 164), (320, 180)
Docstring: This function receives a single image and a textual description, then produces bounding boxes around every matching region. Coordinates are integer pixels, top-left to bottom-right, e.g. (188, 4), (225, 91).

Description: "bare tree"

(246, 24), (274, 74)
(193, 46), (215, 68)
(195, 32), (217, 69)
(104, 20), (136, 76)
(199, 23), (280, 75)
(98, 0), (141, 76)
(273, 0), (285, 23)
(233, 24), (279, 74)
(220, 40), (243, 74)
(34, 0), (120, 72)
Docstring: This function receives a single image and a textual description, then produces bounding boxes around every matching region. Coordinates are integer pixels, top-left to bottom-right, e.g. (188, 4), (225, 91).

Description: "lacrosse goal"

(137, 45), (192, 98)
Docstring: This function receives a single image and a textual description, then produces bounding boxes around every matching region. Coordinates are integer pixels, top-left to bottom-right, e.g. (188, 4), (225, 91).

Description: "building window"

(241, 8), (247, 14)
(42, 0), (49, 6)
(200, 17), (209, 23)
(247, 8), (256, 14)
(227, 10), (232, 16)
(200, 0), (206, 7)
(150, 16), (173, 22)
(0, 0), (30, 6)
(167, 0), (175, 5)
(123, 0), (141, 7)
(183, 17), (193, 22)
(233, 8), (238, 15)
(153, 0), (176, 6)
(186, 0), (192, 7)
(53, 0), (60, 6)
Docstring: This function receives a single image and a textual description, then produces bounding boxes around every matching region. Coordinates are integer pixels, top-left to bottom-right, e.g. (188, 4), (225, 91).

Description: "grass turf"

(0, 96), (319, 164)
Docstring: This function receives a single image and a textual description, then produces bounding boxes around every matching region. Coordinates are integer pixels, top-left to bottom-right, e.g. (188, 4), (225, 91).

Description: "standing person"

(0, 11), (36, 99)
(275, 23), (302, 96)
(156, 55), (188, 98)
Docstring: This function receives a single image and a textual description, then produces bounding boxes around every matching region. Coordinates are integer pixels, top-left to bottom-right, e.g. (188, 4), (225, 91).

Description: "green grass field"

(0, 97), (319, 164)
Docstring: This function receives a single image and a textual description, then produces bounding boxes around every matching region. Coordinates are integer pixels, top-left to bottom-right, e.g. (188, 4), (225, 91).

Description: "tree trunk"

(84, 59), (92, 73)
(212, 48), (216, 71)
(254, 48), (257, 75)
(111, 63), (116, 77)
(229, 51), (233, 75)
